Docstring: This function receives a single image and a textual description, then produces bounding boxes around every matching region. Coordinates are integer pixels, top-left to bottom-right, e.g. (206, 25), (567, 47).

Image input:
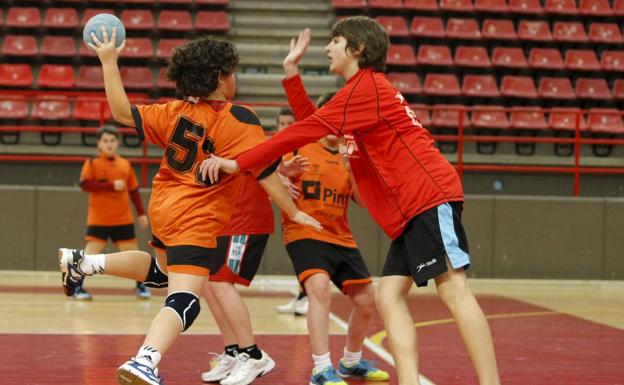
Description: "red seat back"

(387, 73), (421, 95)
(1, 35), (38, 57)
(501, 76), (538, 98)
(510, 107), (549, 130)
(195, 11), (230, 31)
(455, 46), (491, 68)
(41, 36), (77, 57)
(471, 106), (510, 129)
(553, 22), (588, 42)
(0, 64), (34, 87)
(565, 49), (600, 71)
(462, 75), (500, 97)
(549, 108), (588, 131)
(417, 45), (453, 66)
(387, 44), (417, 66)
(538, 77), (576, 100)
(423, 74), (461, 96)
(492, 47), (528, 68)
(575, 78), (612, 100)
(518, 20), (553, 41)
(587, 109), (624, 134)
(529, 48), (564, 70)
(446, 18), (482, 40)
(6, 7), (41, 28)
(482, 19), (517, 40)
(410, 17), (445, 38)
(158, 10), (193, 31)
(44, 8), (79, 28)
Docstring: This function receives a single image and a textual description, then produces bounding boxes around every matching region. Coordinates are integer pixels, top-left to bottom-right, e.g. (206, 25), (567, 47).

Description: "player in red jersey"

(202, 19), (501, 385)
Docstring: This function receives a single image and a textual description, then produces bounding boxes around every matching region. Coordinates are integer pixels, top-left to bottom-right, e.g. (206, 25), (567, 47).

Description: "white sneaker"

(220, 351), (275, 385)
(294, 295), (309, 316)
(201, 353), (237, 383)
(276, 293), (308, 314)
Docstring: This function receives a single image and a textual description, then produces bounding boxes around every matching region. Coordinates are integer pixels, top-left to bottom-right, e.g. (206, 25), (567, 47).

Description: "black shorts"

(150, 234), (219, 276)
(382, 202), (471, 287)
(286, 239), (372, 293)
(86, 224), (135, 244)
(209, 234), (270, 286)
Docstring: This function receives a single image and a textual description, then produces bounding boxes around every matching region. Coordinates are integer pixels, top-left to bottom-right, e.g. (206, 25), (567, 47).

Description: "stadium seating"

(501, 76), (538, 99)
(123, 38), (154, 59)
(37, 65), (75, 89)
(553, 21), (588, 43)
(387, 73), (421, 95)
(404, 0), (439, 11)
(410, 17), (445, 39)
(462, 75), (500, 97)
(601, 51), (624, 72)
(376, 16), (409, 37)
(446, 18), (481, 40)
(482, 19), (517, 41)
(31, 96), (72, 121)
(587, 109), (624, 134)
(411, 104), (432, 126)
(471, 105), (510, 130)
(73, 100), (113, 122)
(1, 35), (38, 57)
(387, 45), (417, 66)
(6, 7), (41, 28)
(43, 8), (79, 29)
(195, 11), (230, 32)
(529, 48), (565, 70)
(580, 0), (612, 16)
(509, 0), (544, 14)
(423, 74), (461, 97)
(156, 39), (185, 59)
(41, 36), (77, 57)
(77, 66), (104, 89)
(417, 45), (453, 67)
(120, 10), (155, 31)
(158, 10), (193, 32)
(510, 107), (549, 130)
(549, 108), (588, 131)
(492, 47), (528, 69)
(545, 0), (578, 15)
(538, 77), (576, 100)
(0, 64), (34, 87)
(454, 46), (491, 68)
(575, 78), (612, 100)
(0, 97), (29, 120)
(475, 0), (508, 13)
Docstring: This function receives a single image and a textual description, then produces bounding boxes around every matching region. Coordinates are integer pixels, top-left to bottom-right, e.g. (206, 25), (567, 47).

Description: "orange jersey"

(80, 155), (138, 226)
(282, 141), (356, 248)
(132, 100), (268, 248)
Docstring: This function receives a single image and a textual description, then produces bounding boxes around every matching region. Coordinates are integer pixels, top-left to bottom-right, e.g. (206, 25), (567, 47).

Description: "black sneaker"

(58, 248), (87, 297)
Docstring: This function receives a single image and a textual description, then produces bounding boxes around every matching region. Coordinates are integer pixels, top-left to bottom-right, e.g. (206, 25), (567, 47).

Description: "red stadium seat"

(31, 96), (71, 121)
(538, 77), (576, 100)
(196, 0), (229, 4)
(553, 22), (588, 43)
(73, 100), (113, 121)
(501, 76), (538, 98)
(387, 73), (421, 95)
(120, 67), (153, 89)
(195, 11), (230, 32)
(575, 78), (612, 100)
(417, 45), (453, 67)
(6, 7), (41, 28)
(331, 0), (367, 9)
(79, 42), (98, 58)
(612, 80), (624, 99)
(510, 107), (549, 130)
(509, 0), (544, 14)
(565, 49), (600, 71)
(423, 74), (461, 97)
(158, 10), (193, 32)
(544, 0), (578, 15)
(462, 75), (500, 97)
(81, 9), (115, 26)
(492, 47), (528, 69)
(549, 108), (587, 131)
(432, 104), (471, 128)
(601, 51), (624, 72)
(587, 109), (624, 134)
(369, 0), (404, 9)
(579, 0), (612, 16)
(376, 16), (409, 37)
(120, 10), (155, 31)
(157, 68), (176, 90)
(614, 0), (624, 16)
(37, 64), (75, 88)
(0, 64), (33, 87)
(411, 104), (432, 126)
(482, 19), (517, 41)
(404, 0), (438, 11)
(410, 17), (445, 39)
(446, 18), (482, 40)
(41, 36), (77, 57)
(529, 48), (564, 70)
(0, 97), (29, 120)
(122, 38), (153, 59)
(77, 66), (104, 89)
(475, 0), (508, 12)
(588, 23), (624, 44)
(43, 8), (79, 29)
(1, 35), (38, 57)
(387, 45), (417, 66)
(440, 0), (474, 12)
(160, 0), (193, 4)
(156, 39), (185, 59)
(454, 46), (491, 68)
(471, 106), (510, 129)
(518, 20), (553, 42)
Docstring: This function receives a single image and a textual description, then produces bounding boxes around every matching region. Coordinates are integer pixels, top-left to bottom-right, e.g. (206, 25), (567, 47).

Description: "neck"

(320, 137), (338, 150)
(342, 62), (361, 81)
(204, 89), (227, 101)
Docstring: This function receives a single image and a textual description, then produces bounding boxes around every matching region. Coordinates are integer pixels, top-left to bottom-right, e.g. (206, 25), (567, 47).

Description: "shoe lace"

(320, 367), (341, 382)
(230, 351), (253, 377)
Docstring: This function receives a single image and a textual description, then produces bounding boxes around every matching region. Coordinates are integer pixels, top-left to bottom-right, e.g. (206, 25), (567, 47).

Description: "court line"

(328, 312), (437, 385)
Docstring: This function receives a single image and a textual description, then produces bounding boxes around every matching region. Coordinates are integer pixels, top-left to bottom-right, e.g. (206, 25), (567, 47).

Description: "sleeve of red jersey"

(282, 75), (317, 121)
(130, 103), (172, 147)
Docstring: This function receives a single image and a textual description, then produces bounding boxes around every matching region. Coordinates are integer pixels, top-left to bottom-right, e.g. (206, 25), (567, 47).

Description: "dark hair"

(331, 16), (389, 72)
(277, 107), (294, 118)
(166, 36), (239, 99)
(97, 125), (119, 140)
(316, 92), (336, 108)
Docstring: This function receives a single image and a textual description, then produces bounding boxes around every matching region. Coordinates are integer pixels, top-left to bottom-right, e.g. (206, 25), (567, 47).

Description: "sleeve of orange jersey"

(130, 103), (173, 148)
(282, 75), (317, 121)
(79, 159), (93, 183)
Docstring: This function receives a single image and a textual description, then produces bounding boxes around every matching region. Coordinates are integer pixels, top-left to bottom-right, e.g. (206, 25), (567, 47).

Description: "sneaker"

(338, 359), (390, 381)
(201, 353), (237, 383)
(276, 293), (308, 315)
(59, 248), (87, 297)
(220, 351), (275, 385)
(73, 285), (93, 301)
(294, 295), (309, 316)
(116, 358), (163, 385)
(135, 283), (151, 299)
(309, 366), (347, 385)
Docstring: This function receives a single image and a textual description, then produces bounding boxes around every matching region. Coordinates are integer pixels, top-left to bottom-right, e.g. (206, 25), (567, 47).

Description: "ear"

(351, 43), (365, 58)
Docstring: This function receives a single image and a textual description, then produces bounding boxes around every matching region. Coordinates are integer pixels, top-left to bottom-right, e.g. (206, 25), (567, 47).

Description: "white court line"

(328, 312), (436, 385)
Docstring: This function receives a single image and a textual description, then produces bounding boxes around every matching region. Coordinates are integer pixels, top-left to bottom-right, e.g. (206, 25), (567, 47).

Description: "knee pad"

(143, 257), (168, 288)
(164, 292), (200, 331)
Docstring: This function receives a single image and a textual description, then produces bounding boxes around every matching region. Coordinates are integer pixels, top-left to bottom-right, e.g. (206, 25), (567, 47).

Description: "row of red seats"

(29, 0), (229, 4)
(0, 64), (174, 90)
(2, 36), (186, 60)
(0, 96), (112, 121)
(334, 0), (621, 16)
(386, 44), (624, 72)
(389, 73), (623, 100)
(0, 8), (230, 32)
(379, 16), (623, 44)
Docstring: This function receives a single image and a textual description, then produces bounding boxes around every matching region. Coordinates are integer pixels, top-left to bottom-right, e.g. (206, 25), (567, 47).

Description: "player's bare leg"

(376, 275), (421, 385)
(304, 273), (332, 356)
(434, 258), (501, 385)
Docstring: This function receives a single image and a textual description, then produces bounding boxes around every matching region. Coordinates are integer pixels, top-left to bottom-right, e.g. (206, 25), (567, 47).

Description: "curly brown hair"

(166, 36), (239, 99)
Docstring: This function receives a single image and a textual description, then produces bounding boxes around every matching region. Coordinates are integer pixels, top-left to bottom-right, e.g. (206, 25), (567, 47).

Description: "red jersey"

(237, 70), (464, 239)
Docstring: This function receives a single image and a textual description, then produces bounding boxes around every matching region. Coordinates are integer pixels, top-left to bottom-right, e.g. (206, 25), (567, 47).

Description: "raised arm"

(282, 29), (317, 121)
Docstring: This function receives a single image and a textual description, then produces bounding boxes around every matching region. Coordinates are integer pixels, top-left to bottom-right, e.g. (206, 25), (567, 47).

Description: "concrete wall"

(1, 185), (622, 279)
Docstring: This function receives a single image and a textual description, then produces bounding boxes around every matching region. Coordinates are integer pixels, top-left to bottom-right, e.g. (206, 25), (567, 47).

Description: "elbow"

(113, 113), (134, 127)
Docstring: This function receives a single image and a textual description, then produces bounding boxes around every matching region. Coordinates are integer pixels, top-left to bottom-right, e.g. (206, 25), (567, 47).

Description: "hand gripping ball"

(83, 14), (126, 49)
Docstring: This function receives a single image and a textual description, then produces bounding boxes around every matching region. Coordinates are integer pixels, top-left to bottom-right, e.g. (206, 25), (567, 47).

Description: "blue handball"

(83, 13), (126, 49)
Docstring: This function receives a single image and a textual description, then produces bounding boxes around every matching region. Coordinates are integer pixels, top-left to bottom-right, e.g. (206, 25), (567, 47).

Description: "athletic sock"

(224, 344), (239, 357)
(312, 352), (332, 372)
(79, 253), (105, 275)
(135, 346), (161, 369)
(239, 344), (262, 360)
(341, 348), (362, 367)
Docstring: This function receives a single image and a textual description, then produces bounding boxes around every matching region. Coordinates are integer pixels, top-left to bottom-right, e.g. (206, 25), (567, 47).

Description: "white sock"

(79, 253), (105, 275)
(135, 346), (161, 369)
(312, 352), (332, 372)
(341, 348), (362, 367)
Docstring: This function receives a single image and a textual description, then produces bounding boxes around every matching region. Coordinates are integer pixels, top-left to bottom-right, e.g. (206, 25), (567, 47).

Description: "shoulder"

(228, 104), (261, 126)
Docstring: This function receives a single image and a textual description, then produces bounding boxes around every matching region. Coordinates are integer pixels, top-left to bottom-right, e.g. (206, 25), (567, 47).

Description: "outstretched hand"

(198, 155), (240, 184)
(87, 26), (126, 64)
(283, 28), (311, 77)
(278, 155), (310, 178)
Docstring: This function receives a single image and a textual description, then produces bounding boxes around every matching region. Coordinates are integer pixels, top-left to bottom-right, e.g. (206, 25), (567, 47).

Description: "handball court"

(0, 272), (622, 385)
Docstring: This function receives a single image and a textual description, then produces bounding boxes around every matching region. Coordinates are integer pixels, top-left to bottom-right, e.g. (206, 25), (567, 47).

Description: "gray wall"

(1, 185), (622, 279)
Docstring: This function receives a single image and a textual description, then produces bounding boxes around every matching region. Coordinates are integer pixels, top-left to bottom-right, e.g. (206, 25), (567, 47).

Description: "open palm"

(283, 28), (312, 67)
